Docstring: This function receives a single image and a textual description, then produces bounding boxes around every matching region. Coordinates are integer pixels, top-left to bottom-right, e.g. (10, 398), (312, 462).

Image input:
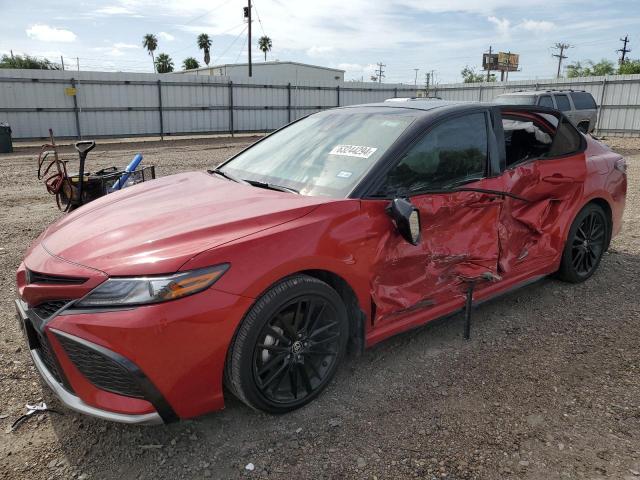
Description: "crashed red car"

(16, 100), (626, 424)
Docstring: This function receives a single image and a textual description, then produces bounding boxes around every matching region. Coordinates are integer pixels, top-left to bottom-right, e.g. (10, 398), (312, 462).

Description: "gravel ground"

(0, 136), (638, 480)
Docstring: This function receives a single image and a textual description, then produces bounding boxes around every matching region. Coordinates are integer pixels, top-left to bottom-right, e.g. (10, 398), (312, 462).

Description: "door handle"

(542, 174), (576, 184)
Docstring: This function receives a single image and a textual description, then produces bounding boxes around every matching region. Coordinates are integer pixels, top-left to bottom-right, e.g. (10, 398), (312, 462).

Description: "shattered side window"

(503, 117), (553, 167)
(502, 112), (582, 167)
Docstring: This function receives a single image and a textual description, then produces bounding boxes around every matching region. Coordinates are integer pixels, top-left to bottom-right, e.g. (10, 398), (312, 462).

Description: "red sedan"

(16, 100), (626, 424)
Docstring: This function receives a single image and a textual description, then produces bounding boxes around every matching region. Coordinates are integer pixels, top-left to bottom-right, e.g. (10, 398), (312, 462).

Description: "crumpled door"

(366, 189), (502, 324)
(497, 154), (587, 276)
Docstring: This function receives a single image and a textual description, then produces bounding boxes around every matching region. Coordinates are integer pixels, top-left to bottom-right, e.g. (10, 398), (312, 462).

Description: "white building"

(175, 61), (345, 85)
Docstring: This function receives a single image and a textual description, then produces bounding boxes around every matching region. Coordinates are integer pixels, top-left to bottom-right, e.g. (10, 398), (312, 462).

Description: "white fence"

(2, 69), (640, 139)
(0, 69), (418, 140)
(431, 74), (640, 137)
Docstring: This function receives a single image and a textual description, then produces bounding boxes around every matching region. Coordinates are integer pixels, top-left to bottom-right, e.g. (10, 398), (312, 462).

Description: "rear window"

(554, 94), (571, 112)
(494, 95), (537, 105)
(570, 92), (597, 110)
(538, 95), (554, 108)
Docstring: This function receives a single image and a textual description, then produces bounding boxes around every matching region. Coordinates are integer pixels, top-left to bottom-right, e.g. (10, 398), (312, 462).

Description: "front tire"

(557, 203), (608, 283)
(225, 275), (349, 413)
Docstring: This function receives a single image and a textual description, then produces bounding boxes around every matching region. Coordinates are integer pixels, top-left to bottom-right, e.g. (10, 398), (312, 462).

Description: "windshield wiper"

(245, 179), (300, 194)
(208, 168), (249, 185)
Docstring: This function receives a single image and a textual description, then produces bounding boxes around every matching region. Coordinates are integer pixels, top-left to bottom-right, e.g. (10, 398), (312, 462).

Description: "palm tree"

(155, 53), (174, 73)
(258, 36), (272, 61)
(143, 34), (159, 72)
(197, 33), (212, 66)
(182, 57), (200, 70)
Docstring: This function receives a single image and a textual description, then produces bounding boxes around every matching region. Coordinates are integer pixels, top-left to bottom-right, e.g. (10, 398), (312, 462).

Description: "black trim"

(27, 269), (88, 285)
(52, 331), (179, 424)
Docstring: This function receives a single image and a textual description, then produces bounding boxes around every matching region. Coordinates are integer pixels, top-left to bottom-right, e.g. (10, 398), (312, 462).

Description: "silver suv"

(494, 90), (597, 133)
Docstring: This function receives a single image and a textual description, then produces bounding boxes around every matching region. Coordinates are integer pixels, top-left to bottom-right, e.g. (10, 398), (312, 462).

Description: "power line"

(618, 35), (631, 64)
(233, 41), (246, 65)
(252, 0), (267, 37)
(552, 42), (571, 78)
(214, 24), (248, 64)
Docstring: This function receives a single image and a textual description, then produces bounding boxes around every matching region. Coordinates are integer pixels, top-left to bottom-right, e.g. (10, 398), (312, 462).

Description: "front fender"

(180, 200), (373, 320)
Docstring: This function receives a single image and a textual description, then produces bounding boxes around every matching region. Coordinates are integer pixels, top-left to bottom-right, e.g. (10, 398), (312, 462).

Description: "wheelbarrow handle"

(74, 140), (96, 155)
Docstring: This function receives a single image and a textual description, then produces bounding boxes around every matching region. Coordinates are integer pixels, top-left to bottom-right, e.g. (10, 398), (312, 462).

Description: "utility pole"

(618, 35), (631, 64)
(486, 45), (492, 82)
(552, 42), (571, 78)
(76, 57), (80, 71)
(10, 50), (14, 60)
(424, 72), (431, 96)
(60, 56), (65, 71)
(375, 62), (385, 84)
(247, 0), (252, 77)
(413, 68), (419, 86)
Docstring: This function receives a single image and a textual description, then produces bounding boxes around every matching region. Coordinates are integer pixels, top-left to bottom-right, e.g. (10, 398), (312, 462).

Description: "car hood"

(41, 172), (330, 275)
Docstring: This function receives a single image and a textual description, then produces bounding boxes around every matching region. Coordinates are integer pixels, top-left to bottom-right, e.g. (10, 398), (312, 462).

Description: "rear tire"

(557, 203), (608, 283)
(225, 275), (349, 413)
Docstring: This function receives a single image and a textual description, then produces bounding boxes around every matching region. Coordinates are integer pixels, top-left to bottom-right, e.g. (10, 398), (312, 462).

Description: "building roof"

(183, 61), (345, 74)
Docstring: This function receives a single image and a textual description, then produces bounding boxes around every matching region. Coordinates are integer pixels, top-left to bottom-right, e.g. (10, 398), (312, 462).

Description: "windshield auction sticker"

(329, 145), (378, 159)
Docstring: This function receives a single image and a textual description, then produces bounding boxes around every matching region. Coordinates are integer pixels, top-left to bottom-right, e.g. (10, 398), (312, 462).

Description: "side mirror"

(386, 198), (421, 245)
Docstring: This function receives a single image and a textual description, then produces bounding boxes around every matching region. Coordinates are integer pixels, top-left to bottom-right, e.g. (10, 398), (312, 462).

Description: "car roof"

(341, 99), (467, 111)
(497, 89), (591, 96)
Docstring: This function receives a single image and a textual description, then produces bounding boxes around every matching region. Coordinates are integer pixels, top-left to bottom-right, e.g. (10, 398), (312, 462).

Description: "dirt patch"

(0, 138), (638, 479)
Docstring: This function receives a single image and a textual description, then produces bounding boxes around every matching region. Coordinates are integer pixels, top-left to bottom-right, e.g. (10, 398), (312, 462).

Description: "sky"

(1, 0), (639, 84)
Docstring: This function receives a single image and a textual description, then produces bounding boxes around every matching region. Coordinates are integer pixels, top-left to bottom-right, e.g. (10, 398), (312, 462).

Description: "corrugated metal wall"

(0, 70), (417, 139)
(4, 69), (640, 139)
(432, 74), (640, 136)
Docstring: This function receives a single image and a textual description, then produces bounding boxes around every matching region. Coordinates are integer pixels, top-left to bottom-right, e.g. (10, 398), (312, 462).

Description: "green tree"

(197, 33), (212, 66)
(461, 65), (494, 83)
(143, 33), (158, 73)
(618, 59), (640, 74)
(155, 53), (174, 73)
(566, 59), (615, 78)
(258, 36), (272, 61)
(182, 57), (200, 70)
(0, 54), (60, 69)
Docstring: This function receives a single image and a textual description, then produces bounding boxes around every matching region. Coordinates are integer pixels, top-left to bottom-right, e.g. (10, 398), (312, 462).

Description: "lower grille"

(55, 334), (145, 399)
(32, 300), (70, 319)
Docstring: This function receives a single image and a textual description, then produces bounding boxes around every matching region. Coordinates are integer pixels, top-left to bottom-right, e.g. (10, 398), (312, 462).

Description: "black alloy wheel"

(571, 210), (606, 276)
(558, 203), (608, 283)
(226, 275), (349, 413)
(253, 296), (341, 404)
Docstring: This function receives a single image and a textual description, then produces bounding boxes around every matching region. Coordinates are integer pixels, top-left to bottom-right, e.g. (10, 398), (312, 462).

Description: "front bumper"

(16, 299), (162, 425)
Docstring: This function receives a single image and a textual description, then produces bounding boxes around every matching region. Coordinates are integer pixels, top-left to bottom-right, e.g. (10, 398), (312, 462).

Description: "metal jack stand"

(462, 272), (501, 340)
(463, 281), (476, 340)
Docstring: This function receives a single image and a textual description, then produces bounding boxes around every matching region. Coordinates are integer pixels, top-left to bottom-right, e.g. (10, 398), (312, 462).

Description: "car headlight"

(76, 264), (229, 307)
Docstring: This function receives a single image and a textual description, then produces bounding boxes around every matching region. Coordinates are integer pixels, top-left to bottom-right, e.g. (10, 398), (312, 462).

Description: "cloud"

(519, 19), (555, 32)
(158, 32), (175, 41)
(113, 42), (138, 49)
(26, 24), (77, 43)
(95, 5), (136, 15)
(487, 16), (511, 37)
(336, 62), (379, 79)
(306, 46), (334, 57)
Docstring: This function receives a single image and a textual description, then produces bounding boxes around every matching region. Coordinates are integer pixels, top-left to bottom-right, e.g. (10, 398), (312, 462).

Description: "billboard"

(483, 52), (519, 72)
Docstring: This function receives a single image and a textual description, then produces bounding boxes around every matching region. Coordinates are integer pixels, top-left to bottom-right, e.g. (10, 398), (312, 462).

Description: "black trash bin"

(0, 123), (12, 153)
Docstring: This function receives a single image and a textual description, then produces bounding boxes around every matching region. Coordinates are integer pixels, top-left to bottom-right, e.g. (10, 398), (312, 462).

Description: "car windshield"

(494, 95), (537, 105)
(218, 108), (418, 197)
